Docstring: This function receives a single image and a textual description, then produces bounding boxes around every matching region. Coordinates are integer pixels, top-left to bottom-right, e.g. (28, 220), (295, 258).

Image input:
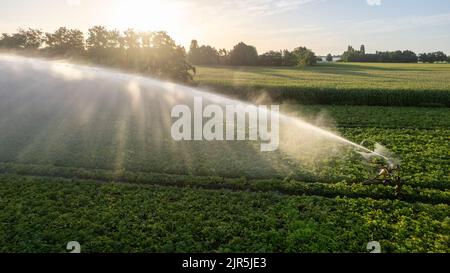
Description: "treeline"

(418, 52), (449, 63)
(0, 27), (195, 82)
(188, 40), (318, 66)
(342, 45), (450, 63)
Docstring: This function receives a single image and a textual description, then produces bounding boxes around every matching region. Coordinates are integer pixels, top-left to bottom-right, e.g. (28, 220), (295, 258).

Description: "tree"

(229, 42), (258, 66)
(188, 40), (199, 63)
(419, 51), (448, 63)
(342, 45), (418, 63)
(342, 46), (359, 62)
(188, 40), (220, 65)
(86, 26), (123, 64)
(18, 28), (44, 49)
(360, 45), (366, 55)
(281, 49), (297, 66)
(293, 46), (317, 66)
(218, 48), (229, 65)
(143, 31), (195, 81)
(398, 50), (418, 63)
(123, 29), (140, 49)
(258, 51), (282, 66)
(107, 30), (122, 49)
(434, 51), (447, 62)
(86, 26), (110, 49)
(189, 40), (199, 52)
(419, 53), (429, 63)
(326, 54), (333, 62)
(45, 27), (85, 54)
(0, 33), (26, 48)
(151, 31), (177, 48)
(140, 31), (153, 48)
(0, 26), (195, 82)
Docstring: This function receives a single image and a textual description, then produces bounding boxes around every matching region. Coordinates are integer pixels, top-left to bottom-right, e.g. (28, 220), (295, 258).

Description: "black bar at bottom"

(0, 253), (446, 272)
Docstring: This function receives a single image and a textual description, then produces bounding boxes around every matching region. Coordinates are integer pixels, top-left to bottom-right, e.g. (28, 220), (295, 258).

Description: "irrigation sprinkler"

(363, 163), (404, 197)
(359, 141), (405, 197)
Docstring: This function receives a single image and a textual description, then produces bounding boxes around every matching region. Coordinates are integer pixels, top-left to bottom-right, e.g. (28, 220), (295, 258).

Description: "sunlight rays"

(106, 0), (183, 34)
(0, 55), (381, 181)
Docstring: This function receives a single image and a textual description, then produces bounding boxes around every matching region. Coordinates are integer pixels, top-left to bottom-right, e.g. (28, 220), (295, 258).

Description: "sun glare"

(107, 0), (182, 33)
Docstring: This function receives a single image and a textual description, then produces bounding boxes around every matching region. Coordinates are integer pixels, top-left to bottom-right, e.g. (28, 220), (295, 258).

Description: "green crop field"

(195, 63), (450, 107)
(0, 58), (449, 253)
(1, 104), (449, 252)
(3, 0), (450, 262)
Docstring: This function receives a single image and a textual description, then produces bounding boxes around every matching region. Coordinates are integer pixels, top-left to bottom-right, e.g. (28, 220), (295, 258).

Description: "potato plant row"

(0, 163), (448, 205)
(0, 174), (448, 253)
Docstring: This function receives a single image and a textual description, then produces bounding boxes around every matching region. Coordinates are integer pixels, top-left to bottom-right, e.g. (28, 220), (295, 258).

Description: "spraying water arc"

(133, 65), (390, 161)
(0, 54), (391, 180)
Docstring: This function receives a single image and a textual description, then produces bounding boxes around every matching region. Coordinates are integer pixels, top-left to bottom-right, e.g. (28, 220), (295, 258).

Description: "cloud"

(367, 0), (381, 6)
(187, 0), (321, 17)
(349, 12), (450, 34)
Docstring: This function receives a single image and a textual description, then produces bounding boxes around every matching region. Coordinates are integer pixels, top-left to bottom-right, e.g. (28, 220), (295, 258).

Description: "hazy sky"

(1, 0), (450, 55)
